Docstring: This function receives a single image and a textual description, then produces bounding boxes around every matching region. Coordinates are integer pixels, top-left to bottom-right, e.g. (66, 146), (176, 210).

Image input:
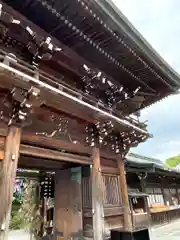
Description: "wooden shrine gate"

(1, 0), (173, 238)
(0, 126), (91, 240)
(0, 125), (130, 240)
(0, 127), (130, 240)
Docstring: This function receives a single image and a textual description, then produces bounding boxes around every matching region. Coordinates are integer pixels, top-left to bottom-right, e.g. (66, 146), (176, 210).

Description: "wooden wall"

(82, 163), (124, 239)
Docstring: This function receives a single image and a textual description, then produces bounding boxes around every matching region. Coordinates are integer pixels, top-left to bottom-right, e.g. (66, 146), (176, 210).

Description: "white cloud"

(112, 0), (180, 160)
(112, 0), (180, 72)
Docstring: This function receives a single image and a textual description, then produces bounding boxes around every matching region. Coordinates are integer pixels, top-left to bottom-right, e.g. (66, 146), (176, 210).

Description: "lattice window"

(102, 174), (122, 207)
(82, 177), (92, 208)
(82, 174), (122, 208)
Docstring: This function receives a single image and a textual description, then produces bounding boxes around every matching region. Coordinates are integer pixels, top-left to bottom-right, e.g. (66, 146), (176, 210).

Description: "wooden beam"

(16, 170), (40, 179)
(18, 156), (68, 170)
(0, 126), (21, 239)
(20, 144), (91, 165)
(91, 148), (104, 240)
(117, 154), (132, 231)
(0, 134), (119, 170)
(21, 133), (117, 160)
(0, 134), (92, 164)
(21, 133), (92, 156)
(0, 127), (117, 160)
(101, 166), (119, 175)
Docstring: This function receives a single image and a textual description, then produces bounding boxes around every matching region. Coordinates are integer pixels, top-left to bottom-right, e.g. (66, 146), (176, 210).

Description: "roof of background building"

(126, 152), (180, 174)
(127, 152), (163, 166)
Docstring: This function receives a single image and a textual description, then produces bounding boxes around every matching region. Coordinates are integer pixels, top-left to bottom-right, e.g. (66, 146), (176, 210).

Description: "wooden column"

(0, 126), (21, 239)
(161, 180), (167, 205)
(54, 167), (83, 240)
(141, 179), (146, 192)
(91, 148), (104, 240)
(39, 197), (47, 237)
(176, 188), (180, 205)
(140, 176), (147, 193)
(117, 154), (132, 231)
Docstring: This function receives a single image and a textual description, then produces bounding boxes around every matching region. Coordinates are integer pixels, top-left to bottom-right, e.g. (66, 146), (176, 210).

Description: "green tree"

(166, 155), (180, 168)
(10, 180), (42, 239)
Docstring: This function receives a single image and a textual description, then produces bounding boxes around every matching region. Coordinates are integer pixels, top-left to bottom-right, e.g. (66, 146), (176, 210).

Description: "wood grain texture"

(54, 168), (83, 240)
(117, 154), (132, 231)
(91, 148), (105, 240)
(0, 126), (118, 160)
(0, 126), (21, 230)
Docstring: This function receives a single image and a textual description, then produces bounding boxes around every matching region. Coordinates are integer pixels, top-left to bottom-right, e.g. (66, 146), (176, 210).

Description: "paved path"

(150, 220), (180, 240)
(7, 221), (180, 239)
(8, 230), (31, 240)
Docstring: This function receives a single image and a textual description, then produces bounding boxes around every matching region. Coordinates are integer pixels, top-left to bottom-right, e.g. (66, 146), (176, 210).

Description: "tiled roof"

(127, 152), (180, 173)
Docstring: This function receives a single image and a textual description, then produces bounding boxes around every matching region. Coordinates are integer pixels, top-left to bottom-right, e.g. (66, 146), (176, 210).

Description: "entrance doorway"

(9, 151), (90, 240)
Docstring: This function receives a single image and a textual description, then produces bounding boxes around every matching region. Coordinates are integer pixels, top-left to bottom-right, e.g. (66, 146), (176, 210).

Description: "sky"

(112, 0), (180, 161)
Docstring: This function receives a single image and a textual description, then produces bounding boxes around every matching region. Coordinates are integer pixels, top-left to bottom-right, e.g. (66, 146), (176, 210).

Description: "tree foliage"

(9, 198), (22, 229)
(10, 180), (42, 239)
(166, 155), (180, 168)
(20, 180), (42, 238)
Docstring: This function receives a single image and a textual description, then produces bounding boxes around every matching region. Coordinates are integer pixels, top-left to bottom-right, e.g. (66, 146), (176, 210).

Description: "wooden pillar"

(117, 154), (132, 231)
(140, 177), (147, 193)
(54, 167), (83, 240)
(175, 187), (180, 205)
(0, 126), (21, 239)
(161, 180), (167, 205)
(91, 148), (104, 240)
(39, 197), (47, 237)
